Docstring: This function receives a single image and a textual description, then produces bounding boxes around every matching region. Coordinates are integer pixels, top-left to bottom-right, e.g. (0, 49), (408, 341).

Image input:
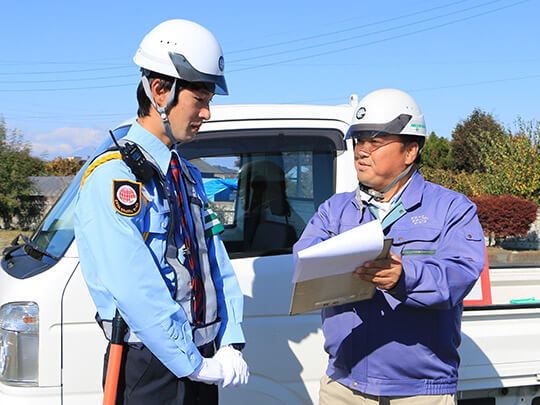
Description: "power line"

(408, 73), (540, 92)
(0, 1), (532, 94)
(0, 59), (127, 66)
(227, 0), (531, 73)
(8, 72), (538, 119)
(3, 111), (131, 119)
(227, 0), (471, 55)
(0, 1), (506, 74)
(0, 73), (137, 84)
(227, 57), (540, 68)
(229, 0), (508, 64)
(0, 82), (135, 92)
(287, 73), (540, 104)
(0, 65), (132, 76)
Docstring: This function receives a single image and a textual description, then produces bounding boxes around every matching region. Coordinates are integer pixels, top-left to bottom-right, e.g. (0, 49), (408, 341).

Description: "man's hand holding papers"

(353, 253), (402, 290)
(292, 220), (385, 283)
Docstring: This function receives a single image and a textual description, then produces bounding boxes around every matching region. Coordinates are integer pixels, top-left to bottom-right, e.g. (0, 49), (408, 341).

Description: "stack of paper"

(289, 220), (392, 315)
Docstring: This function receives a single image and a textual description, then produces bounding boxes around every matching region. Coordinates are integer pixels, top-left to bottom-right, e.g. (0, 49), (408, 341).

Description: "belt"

(97, 313), (142, 345)
(96, 313), (216, 355)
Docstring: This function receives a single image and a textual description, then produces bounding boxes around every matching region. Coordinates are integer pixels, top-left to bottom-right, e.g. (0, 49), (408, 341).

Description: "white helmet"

(346, 88), (426, 139)
(134, 19), (228, 95)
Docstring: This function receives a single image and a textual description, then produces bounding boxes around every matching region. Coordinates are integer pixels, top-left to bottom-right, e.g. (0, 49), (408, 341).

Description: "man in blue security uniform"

(294, 89), (485, 405)
(74, 20), (248, 404)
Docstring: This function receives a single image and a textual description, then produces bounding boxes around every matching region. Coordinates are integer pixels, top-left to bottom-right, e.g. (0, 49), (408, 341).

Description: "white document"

(292, 220), (384, 283)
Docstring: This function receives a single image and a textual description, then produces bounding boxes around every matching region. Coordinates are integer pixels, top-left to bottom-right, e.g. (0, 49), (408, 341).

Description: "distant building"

(190, 158), (238, 179)
(29, 176), (74, 212)
(1, 176), (75, 229)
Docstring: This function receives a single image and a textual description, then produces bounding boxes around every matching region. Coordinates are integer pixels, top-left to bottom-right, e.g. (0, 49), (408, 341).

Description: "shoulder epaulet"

(80, 151), (122, 190)
(80, 151), (149, 211)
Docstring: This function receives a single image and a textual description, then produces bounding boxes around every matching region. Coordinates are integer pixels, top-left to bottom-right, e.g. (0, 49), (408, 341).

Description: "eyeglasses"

(353, 137), (401, 154)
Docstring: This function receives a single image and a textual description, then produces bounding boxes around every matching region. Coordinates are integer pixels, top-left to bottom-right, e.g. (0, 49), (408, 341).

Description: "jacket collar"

(399, 170), (424, 210)
(352, 169), (422, 210)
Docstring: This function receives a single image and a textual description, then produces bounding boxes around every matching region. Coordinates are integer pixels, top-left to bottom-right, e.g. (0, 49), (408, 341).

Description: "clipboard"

(289, 238), (393, 315)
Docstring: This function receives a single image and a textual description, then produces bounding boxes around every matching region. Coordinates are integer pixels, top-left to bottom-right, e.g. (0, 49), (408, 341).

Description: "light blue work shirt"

(74, 121), (245, 378)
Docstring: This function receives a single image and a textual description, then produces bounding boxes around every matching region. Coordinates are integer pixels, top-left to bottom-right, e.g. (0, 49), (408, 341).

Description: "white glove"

(187, 357), (224, 385)
(213, 345), (250, 388)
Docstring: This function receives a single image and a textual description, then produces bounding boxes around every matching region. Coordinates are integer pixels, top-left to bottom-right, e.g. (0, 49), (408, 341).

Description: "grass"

(0, 230), (32, 254)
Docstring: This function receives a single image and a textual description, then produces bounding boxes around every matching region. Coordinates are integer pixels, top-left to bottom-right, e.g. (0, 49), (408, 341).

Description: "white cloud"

(28, 127), (106, 159)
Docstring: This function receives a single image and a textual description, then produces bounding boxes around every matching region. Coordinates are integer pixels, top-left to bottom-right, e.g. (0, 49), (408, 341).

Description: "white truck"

(1, 97), (540, 405)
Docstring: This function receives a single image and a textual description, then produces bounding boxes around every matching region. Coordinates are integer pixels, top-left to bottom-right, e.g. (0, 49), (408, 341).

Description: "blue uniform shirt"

(74, 121), (245, 377)
(294, 170), (485, 396)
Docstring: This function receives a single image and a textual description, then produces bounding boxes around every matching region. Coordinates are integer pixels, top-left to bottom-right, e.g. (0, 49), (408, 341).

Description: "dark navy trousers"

(103, 342), (218, 405)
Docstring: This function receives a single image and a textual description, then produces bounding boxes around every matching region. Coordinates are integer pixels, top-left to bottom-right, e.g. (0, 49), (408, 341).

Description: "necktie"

(170, 154), (205, 324)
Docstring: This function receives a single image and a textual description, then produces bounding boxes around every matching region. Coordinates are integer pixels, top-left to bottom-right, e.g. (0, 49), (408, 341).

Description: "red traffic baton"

(103, 310), (127, 405)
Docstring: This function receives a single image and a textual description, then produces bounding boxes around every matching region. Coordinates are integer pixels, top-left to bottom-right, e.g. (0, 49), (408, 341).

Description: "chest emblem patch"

(113, 179), (142, 216)
(411, 215), (428, 225)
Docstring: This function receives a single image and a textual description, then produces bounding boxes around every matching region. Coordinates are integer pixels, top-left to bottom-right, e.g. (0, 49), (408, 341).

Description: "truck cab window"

(180, 129), (342, 258)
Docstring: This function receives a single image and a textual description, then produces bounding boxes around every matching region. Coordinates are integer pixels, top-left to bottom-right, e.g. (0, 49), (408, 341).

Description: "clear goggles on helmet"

(169, 52), (228, 95)
(345, 113), (412, 140)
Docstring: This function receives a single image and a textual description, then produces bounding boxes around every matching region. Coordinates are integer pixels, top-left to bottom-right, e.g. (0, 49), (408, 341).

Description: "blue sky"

(0, 0), (538, 159)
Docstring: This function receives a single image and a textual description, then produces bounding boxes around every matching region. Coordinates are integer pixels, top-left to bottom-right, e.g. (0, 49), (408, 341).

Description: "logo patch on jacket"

(411, 215), (428, 225)
(203, 204), (225, 237)
(112, 180), (141, 216)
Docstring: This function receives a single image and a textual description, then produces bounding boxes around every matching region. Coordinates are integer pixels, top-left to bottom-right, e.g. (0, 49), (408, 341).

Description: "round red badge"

(117, 185), (137, 206)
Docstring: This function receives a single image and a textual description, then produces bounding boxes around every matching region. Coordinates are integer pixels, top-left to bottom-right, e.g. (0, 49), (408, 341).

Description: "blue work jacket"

(294, 170), (485, 396)
(74, 121), (245, 378)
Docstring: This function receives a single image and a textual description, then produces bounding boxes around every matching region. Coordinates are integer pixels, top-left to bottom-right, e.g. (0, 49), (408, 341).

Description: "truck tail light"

(0, 302), (39, 386)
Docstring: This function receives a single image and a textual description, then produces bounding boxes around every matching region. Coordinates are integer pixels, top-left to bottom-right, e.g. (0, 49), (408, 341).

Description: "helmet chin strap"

(141, 76), (179, 147)
(358, 163), (415, 202)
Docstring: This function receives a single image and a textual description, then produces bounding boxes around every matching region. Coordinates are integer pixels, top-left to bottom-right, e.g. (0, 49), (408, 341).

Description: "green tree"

(0, 119), (45, 229)
(44, 156), (85, 176)
(420, 167), (483, 197)
(477, 117), (540, 203)
(450, 108), (506, 173)
(421, 131), (452, 170)
(421, 113), (540, 207)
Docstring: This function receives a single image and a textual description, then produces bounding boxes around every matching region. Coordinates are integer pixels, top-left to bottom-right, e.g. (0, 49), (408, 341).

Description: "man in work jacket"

(74, 20), (248, 404)
(294, 88), (485, 405)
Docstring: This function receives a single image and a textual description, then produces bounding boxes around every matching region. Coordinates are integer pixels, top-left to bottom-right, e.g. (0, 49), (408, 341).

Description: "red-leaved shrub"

(471, 195), (538, 238)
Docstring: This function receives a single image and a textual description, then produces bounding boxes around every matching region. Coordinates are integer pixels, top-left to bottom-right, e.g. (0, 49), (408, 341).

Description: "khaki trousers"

(319, 375), (456, 405)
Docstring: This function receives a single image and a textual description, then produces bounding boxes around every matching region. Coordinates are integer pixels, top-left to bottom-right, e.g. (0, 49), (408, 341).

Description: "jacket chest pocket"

(391, 226), (441, 257)
(144, 205), (170, 242)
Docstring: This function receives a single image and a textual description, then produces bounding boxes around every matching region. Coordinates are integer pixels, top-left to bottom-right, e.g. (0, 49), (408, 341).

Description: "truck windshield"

(30, 126), (131, 259)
